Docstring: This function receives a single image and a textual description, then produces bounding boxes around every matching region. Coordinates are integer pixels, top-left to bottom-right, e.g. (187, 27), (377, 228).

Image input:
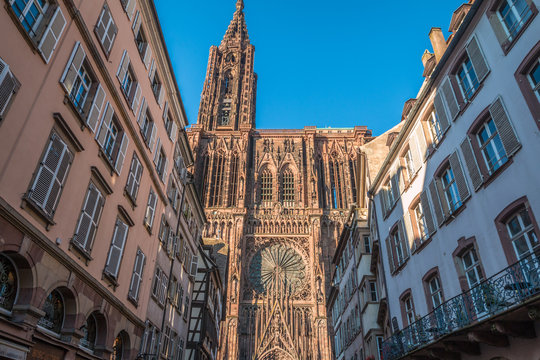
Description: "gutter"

(367, 0), (483, 196)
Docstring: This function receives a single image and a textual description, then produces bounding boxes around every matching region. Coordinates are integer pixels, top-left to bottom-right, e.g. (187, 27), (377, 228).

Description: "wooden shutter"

(86, 85), (106, 133)
(414, 125), (428, 160)
(190, 255), (198, 277)
(149, 59), (156, 81)
(441, 77), (460, 120)
(170, 121), (178, 143)
(378, 190), (387, 217)
(137, 97), (147, 128)
(0, 60), (16, 118)
(73, 184), (104, 252)
(95, 6), (110, 47)
(157, 86), (165, 107)
(433, 92), (450, 133)
(60, 42), (86, 94)
(145, 189), (157, 228)
(466, 36), (489, 83)
(30, 134), (73, 216)
(126, 155), (142, 200)
(460, 137), (484, 191)
(38, 7), (66, 63)
(449, 151), (470, 203)
(161, 158), (169, 182)
(129, 249), (146, 301)
(123, 0), (137, 20)
(402, 212), (416, 252)
(149, 124), (157, 150)
(105, 219), (129, 277)
(385, 236), (395, 273)
(132, 10), (142, 34)
(163, 101), (169, 121)
(391, 171), (400, 204)
(115, 134), (129, 174)
(153, 138), (161, 164)
(144, 46), (153, 70)
(160, 273), (168, 304)
(429, 179), (445, 226)
(131, 84), (142, 112)
(397, 220), (409, 260)
(103, 14), (117, 54)
(420, 191), (436, 235)
(490, 97), (520, 157)
(96, 102), (114, 148)
(116, 50), (130, 82)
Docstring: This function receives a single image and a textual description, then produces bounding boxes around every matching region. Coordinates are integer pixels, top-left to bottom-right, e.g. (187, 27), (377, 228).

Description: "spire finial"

(236, 0), (244, 12)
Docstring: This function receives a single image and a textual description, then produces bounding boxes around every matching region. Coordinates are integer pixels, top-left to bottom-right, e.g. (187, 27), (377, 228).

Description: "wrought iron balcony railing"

(382, 254), (540, 360)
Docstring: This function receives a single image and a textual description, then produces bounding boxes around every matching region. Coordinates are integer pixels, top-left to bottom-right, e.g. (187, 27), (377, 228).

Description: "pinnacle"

(220, 0), (250, 48)
(236, 0), (244, 12)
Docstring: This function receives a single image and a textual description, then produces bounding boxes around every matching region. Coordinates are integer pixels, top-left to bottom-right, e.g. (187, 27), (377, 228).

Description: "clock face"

(248, 244), (306, 294)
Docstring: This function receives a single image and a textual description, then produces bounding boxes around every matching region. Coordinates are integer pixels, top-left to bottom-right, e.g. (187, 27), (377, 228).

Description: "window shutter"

(116, 50), (130, 82)
(396, 166), (405, 193)
(124, 0), (137, 20)
(38, 7), (66, 63)
(414, 125), (428, 160)
(30, 135), (73, 216)
(86, 85), (106, 133)
(460, 137), (483, 191)
(149, 59), (156, 81)
(74, 184), (104, 252)
(157, 86), (165, 107)
(144, 46), (153, 70)
(105, 219), (128, 277)
(429, 180), (445, 226)
(385, 236), (395, 273)
(96, 102), (114, 148)
(137, 97), (147, 128)
(132, 10), (142, 34)
(397, 220), (409, 260)
(149, 124), (157, 150)
(433, 92), (450, 133)
(402, 212), (416, 252)
(145, 190), (157, 228)
(441, 77), (460, 120)
(410, 139), (422, 176)
(132, 84), (142, 113)
(95, 6), (110, 46)
(449, 151), (470, 203)
(420, 191), (436, 235)
(129, 250), (146, 301)
(161, 158), (169, 182)
(489, 97), (520, 157)
(391, 171), (399, 203)
(153, 138), (161, 164)
(378, 190), (387, 217)
(190, 255), (198, 277)
(0, 61), (16, 118)
(60, 42), (86, 94)
(160, 273), (168, 304)
(170, 121), (178, 143)
(115, 133), (129, 174)
(163, 101), (169, 121)
(126, 155), (142, 200)
(466, 36), (489, 83)
(103, 18), (118, 54)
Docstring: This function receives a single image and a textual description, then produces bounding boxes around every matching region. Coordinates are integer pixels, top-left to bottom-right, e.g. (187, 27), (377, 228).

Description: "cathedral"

(187, 1), (372, 358)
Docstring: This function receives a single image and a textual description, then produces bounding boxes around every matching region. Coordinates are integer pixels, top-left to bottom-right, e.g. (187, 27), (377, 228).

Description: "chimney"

(429, 28), (447, 63)
(422, 50), (434, 67)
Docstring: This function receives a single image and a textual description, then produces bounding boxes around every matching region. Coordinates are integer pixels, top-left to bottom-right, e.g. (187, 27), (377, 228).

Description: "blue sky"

(155, 0), (465, 136)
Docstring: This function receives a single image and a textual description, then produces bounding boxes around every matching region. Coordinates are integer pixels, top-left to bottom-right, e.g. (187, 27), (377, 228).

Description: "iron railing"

(382, 254), (540, 360)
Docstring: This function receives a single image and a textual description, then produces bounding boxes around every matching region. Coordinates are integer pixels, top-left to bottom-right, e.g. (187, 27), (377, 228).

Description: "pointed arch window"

(349, 159), (357, 204)
(209, 153), (226, 207)
(229, 154), (239, 207)
(200, 154), (209, 200)
(260, 169), (273, 207)
(0, 254), (17, 312)
(318, 158), (326, 208)
(37, 289), (64, 333)
(329, 159), (344, 209)
(282, 169), (294, 207)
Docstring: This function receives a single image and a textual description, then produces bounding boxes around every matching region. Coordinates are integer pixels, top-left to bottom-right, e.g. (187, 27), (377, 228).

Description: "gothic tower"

(187, 1), (372, 359)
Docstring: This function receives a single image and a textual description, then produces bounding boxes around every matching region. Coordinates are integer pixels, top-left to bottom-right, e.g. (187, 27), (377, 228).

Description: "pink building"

(0, 0), (204, 359)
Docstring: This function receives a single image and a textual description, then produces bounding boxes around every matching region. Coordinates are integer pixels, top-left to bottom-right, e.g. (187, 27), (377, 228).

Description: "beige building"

(0, 0), (203, 359)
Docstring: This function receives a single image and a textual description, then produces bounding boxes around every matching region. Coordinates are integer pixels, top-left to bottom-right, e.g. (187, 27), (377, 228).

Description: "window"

(128, 249), (146, 302)
(427, 110), (443, 144)
(95, 4), (117, 55)
(134, 22), (152, 69)
(0, 58), (20, 121)
(528, 56), (540, 101)
(151, 71), (163, 104)
(176, 340), (184, 360)
(160, 272), (168, 305)
(125, 154), (143, 202)
(329, 159), (344, 209)
(428, 275), (443, 309)
(167, 176), (181, 212)
(111, 333), (126, 360)
(80, 313), (97, 351)
(441, 167), (461, 212)
(402, 294), (415, 326)
(183, 293), (190, 319)
(11, 0), (50, 36)
(142, 322), (159, 357)
(392, 228), (406, 266)
(27, 133), (73, 218)
(457, 56), (480, 101)
(349, 159), (357, 204)
(497, 0), (533, 42)
(461, 248), (484, 288)
(37, 289), (64, 333)
(163, 104), (178, 142)
(116, 51), (141, 109)
(506, 208), (539, 259)
(376, 336), (384, 360)
(208, 153), (226, 207)
(154, 146), (168, 181)
(144, 189), (157, 229)
(176, 285), (184, 313)
(477, 118), (507, 174)
(411, 200), (428, 242)
(219, 99), (232, 126)
(386, 222), (409, 273)
(0, 255), (17, 312)
(515, 43), (540, 128)
(369, 281), (378, 302)
(363, 235), (371, 254)
(120, 0), (136, 20)
(96, 103), (129, 173)
(282, 169), (295, 207)
(260, 168), (273, 207)
(140, 108), (155, 146)
(104, 218), (129, 279)
(152, 267), (163, 299)
(403, 147), (415, 181)
(229, 154), (239, 207)
(72, 183), (105, 254)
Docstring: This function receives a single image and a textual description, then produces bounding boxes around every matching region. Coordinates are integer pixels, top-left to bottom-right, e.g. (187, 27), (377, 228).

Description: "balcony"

(382, 254), (540, 360)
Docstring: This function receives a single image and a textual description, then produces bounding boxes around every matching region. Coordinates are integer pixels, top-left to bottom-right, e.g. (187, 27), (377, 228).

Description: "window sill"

(501, 8), (538, 56)
(391, 258), (410, 276)
(456, 81), (487, 119)
(127, 295), (139, 308)
(383, 199), (400, 220)
(441, 201), (468, 227)
(62, 94), (88, 131)
(68, 241), (93, 265)
(144, 223), (153, 235)
(20, 195), (56, 230)
(102, 271), (119, 291)
(481, 154), (517, 190)
(93, 27), (113, 61)
(97, 148), (116, 176)
(411, 235), (434, 255)
(124, 189), (138, 209)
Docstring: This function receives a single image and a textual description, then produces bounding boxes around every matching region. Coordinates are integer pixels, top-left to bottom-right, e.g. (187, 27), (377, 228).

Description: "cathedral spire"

(221, 0), (250, 49)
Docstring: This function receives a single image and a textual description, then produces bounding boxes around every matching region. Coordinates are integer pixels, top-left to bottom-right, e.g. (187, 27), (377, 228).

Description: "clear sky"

(155, 0), (465, 136)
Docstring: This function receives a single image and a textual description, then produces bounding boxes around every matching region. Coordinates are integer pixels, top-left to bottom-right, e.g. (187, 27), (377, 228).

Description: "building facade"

(187, 1), (373, 359)
(368, 0), (540, 359)
(0, 0), (203, 359)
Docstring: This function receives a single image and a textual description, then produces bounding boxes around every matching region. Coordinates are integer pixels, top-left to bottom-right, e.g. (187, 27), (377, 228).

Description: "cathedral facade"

(187, 1), (372, 359)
